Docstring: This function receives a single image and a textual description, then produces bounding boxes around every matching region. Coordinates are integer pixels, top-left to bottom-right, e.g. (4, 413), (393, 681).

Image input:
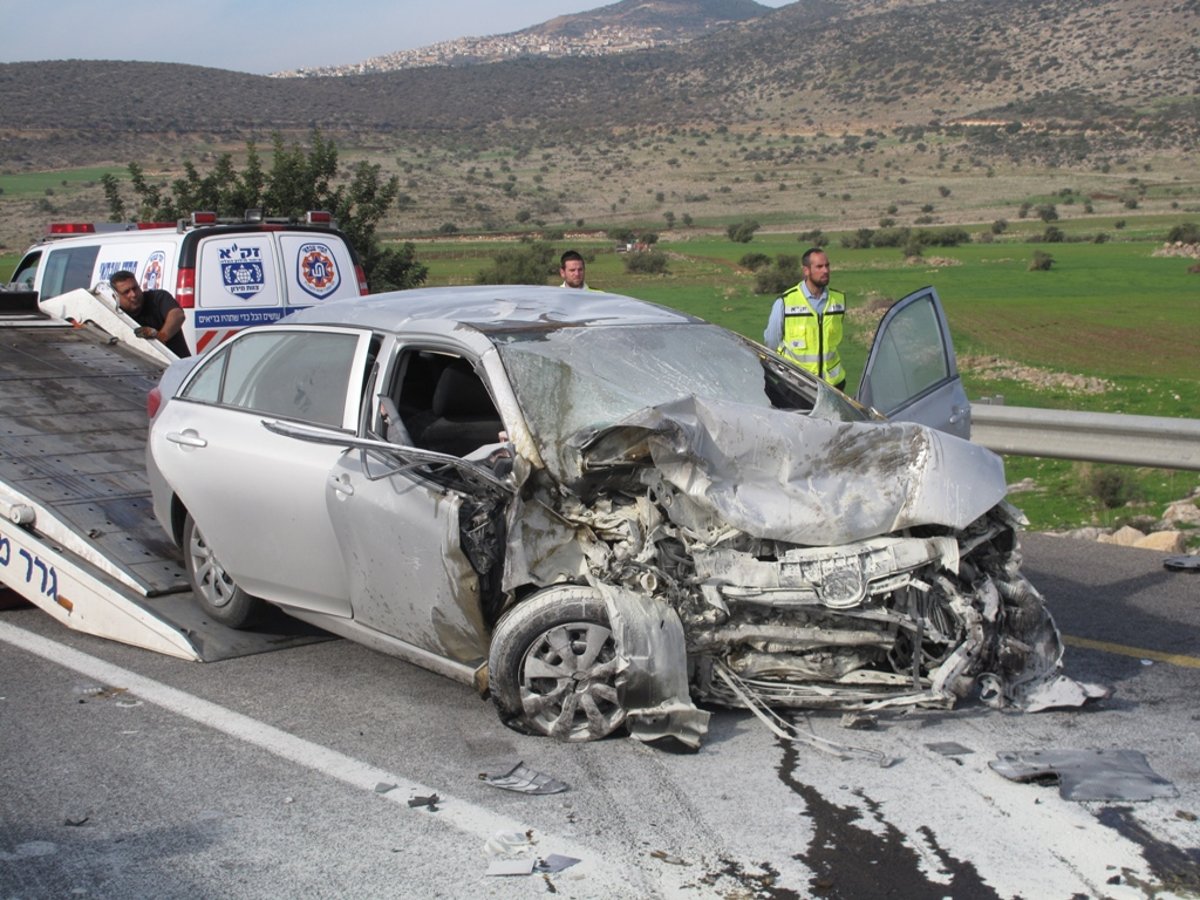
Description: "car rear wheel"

(183, 515), (265, 629)
(488, 587), (627, 742)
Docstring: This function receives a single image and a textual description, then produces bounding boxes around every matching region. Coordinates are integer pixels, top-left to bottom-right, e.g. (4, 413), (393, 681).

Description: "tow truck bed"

(0, 292), (328, 660)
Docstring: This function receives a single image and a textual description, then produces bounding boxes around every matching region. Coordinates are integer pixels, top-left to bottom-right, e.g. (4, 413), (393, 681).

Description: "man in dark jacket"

(109, 270), (191, 357)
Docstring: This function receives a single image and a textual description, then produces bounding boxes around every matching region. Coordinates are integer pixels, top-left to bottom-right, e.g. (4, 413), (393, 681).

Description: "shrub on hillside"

(1028, 251), (1054, 271)
(1166, 222), (1200, 243)
(624, 251), (669, 275)
(754, 254), (802, 295)
(739, 252), (772, 271)
(726, 219), (761, 243)
(475, 241), (557, 285)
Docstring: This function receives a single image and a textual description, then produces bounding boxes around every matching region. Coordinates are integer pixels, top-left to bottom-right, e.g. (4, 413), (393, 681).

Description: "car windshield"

(494, 322), (865, 448)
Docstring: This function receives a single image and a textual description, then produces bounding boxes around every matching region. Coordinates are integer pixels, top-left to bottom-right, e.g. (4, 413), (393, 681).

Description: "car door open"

(856, 286), (971, 439)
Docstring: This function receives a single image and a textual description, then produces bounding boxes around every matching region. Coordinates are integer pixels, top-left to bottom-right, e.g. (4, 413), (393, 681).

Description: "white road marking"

(0, 621), (656, 891)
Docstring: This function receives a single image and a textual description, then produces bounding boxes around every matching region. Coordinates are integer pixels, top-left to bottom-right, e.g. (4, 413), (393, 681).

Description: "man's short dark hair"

(801, 248), (826, 269)
(560, 250), (584, 268)
(109, 270), (137, 288)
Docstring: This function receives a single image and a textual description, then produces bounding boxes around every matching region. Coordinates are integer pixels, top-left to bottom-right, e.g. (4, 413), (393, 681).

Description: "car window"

(383, 349), (504, 458)
(40, 245), (99, 298)
(859, 296), (952, 414)
(181, 330), (361, 428)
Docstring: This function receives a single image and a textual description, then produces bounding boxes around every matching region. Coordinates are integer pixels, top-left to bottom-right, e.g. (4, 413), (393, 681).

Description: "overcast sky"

(0, 0), (794, 75)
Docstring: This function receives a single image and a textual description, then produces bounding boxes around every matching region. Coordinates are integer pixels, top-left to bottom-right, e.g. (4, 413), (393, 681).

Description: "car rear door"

(856, 286), (971, 438)
(149, 326), (374, 616)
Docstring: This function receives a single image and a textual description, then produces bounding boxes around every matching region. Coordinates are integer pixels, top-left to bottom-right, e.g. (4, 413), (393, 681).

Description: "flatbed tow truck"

(0, 287), (324, 660)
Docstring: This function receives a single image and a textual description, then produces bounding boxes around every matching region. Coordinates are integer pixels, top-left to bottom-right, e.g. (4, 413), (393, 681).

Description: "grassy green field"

(5, 226), (1198, 542)
(0, 167), (124, 200)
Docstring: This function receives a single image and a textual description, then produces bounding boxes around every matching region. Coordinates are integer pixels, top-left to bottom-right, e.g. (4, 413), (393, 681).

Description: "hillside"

(1, 0), (1197, 251)
(1, 0), (1196, 163)
(279, 0), (772, 76)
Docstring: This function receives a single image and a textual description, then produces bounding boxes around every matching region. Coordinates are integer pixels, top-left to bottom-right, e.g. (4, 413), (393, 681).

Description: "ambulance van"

(9, 211), (368, 354)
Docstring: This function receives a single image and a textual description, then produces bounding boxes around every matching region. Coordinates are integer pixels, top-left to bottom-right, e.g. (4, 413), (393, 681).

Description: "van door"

(277, 233), (362, 314)
(193, 233), (286, 352)
(856, 286), (971, 439)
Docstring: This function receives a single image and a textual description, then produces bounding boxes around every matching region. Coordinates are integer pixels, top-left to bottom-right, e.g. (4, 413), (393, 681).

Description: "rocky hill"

(0, 0), (1196, 170)
(277, 0), (771, 77)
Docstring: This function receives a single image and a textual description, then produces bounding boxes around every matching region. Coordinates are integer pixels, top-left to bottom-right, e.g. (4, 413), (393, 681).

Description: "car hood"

(574, 395), (1006, 547)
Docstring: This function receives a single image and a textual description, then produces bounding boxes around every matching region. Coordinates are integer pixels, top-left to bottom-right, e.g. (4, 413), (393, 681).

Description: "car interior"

(386, 351), (505, 457)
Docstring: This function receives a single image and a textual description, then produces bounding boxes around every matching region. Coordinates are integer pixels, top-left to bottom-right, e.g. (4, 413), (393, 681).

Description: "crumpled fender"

(588, 578), (711, 748)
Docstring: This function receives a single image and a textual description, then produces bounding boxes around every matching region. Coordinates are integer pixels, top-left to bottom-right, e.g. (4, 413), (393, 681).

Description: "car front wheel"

(183, 514), (265, 629)
(488, 587), (627, 742)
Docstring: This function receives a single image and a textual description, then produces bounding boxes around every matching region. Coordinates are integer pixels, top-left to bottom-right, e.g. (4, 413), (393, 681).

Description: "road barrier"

(970, 404), (1200, 471)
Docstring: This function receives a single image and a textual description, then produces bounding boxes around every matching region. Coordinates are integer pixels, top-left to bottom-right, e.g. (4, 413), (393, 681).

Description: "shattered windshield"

(494, 323), (865, 448)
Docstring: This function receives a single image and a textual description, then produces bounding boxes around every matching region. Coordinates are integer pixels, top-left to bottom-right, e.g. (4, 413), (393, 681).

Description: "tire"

(182, 515), (265, 629)
(488, 586), (627, 742)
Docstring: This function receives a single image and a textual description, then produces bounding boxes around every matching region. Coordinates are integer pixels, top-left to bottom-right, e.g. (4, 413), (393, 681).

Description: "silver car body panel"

(148, 286), (1102, 747)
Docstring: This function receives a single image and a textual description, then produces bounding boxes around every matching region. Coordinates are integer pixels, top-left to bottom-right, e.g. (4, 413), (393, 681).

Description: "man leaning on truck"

(109, 270), (191, 357)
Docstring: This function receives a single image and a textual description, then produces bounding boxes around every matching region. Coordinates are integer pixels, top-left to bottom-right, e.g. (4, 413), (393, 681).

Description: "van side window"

(40, 246), (100, 298)
(11, 253), (41, 291)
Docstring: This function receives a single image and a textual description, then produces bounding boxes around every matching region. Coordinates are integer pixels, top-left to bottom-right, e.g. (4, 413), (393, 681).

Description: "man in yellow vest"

(763, 248), (846, 391)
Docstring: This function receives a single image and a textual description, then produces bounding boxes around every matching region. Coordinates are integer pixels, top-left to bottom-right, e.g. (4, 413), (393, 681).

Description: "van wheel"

(183, 515), (265, 629)
(488, 587), (627, 742)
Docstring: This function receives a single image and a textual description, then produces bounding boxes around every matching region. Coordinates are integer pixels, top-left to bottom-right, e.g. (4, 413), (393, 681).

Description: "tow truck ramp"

(0, 288), (327, 660)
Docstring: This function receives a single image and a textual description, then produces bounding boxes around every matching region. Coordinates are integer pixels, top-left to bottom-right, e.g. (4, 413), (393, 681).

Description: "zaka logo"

(219, 244), (265, 300)
(297, 243), (341, 299)
(141, 252), (166, 291)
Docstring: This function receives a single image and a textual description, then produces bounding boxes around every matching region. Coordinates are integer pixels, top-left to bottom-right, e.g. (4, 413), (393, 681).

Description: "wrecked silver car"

(147, 285), (1093, 747)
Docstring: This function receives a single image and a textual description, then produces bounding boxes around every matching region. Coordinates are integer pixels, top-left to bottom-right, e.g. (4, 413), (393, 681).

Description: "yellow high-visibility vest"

(777, 287), (845, 385)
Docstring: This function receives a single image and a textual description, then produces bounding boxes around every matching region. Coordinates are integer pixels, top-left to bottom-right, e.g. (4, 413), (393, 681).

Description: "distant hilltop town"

(272, 24), (680, 78)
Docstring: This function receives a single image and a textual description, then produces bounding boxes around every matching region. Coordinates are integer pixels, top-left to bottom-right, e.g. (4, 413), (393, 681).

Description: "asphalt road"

(2, 533), (1198, 899)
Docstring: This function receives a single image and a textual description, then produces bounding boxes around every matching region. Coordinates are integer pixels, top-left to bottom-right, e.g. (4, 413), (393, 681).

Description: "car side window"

(384, 350), (504, 457)
(182, 330), (361, 428)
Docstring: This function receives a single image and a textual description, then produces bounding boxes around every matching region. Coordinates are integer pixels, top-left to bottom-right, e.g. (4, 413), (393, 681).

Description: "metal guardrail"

(970, 404), (1200, 471)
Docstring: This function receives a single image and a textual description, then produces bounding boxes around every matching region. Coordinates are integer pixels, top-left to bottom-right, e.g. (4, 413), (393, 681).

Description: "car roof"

(283, 285), (704, 339)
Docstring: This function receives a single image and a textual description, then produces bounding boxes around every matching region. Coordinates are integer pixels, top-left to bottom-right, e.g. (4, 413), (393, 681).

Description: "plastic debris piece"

(989, 749), (1178, 801)
(63, 816), (89, 827)
(374, 782), (397, 794)
(408, 794), (440, 811)
(486, 858), (536, 876)
(484, 830), (536, 857)
(536, 854), (581, 874)
(650, 850), (688, 866)
(839, 712), (878, 730)
(485, 762), (569, 795)
(926, 742), (973, 756)
(1163, 555), (1200, 572)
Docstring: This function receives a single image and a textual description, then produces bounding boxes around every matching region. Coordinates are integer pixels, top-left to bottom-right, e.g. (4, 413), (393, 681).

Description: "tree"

(475, 241), (557, 285)
(753, 255), (801, 295)
(104, 130), (426, 292)
(1036, 203), (1059, 222)
(726, 219), (761, 243)
(624, 251), (669, 275)
(1029, 251), (1054, 271)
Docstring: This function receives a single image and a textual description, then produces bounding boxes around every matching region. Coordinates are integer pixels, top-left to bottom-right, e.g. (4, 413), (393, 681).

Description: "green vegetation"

(0, 167), (125, 199)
